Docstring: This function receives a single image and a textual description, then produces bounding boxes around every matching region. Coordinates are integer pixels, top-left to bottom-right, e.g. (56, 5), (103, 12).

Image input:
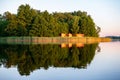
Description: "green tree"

(29, 15), (48, 36)
(70, 16), (79, 34)
(96, 25), (101, 34)
(17, 4), (37, 36)
(4, 12), (18, 36)
(78, 12), (98, 37)
(1, 4), (99, 37)
(0, 14), (8, 36)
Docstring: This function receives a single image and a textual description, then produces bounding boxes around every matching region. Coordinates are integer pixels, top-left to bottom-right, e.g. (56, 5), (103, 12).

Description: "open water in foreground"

(0, 41), (120, 80)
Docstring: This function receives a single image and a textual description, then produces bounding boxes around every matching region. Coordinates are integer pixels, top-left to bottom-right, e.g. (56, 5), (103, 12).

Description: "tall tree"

(0, 4), (99, 37)
(70, 16), (79, 34)
(4, 12), (18, 36)
(17, 4), (37, 36)
(0, 14), (8, 36)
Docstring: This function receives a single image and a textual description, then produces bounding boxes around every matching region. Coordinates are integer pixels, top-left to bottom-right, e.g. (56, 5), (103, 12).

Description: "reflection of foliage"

(0, 44), (98, 76)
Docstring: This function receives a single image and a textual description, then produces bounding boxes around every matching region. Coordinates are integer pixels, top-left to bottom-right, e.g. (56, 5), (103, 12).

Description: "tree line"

(0, 4), (100, 37)
(0, 44), (98, 75)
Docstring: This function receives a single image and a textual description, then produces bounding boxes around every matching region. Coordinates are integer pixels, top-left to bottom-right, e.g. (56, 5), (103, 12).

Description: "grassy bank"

(0, 37), (111, 44)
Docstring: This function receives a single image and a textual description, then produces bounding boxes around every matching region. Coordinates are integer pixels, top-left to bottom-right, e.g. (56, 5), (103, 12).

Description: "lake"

(0, 41), (120, 80)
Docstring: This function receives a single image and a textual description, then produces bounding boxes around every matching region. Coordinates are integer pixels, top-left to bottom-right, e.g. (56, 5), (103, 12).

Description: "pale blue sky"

(0, 0), (120, 36)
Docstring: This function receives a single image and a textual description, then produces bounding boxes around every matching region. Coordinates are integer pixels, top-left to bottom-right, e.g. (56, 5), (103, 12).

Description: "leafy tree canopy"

(0, 4), (100, 37)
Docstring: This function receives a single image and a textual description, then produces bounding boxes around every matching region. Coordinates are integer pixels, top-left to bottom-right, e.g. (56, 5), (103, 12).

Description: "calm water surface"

(0, 42), (120, 80)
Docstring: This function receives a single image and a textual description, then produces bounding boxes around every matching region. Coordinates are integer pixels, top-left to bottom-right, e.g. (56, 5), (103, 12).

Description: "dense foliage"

(0, 44), (98, 75)
(0, 4), (100, 37)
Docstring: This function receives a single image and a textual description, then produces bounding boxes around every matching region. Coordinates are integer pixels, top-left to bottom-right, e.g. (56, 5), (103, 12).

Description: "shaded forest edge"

(0, 4), (100, 37)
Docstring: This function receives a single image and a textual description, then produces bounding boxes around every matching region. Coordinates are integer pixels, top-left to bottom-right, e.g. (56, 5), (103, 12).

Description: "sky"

(0, 0), (120, 36)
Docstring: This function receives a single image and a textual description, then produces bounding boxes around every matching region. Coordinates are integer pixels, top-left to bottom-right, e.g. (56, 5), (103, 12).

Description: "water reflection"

(61, 43), (84, 48)
(0, 43), (98, 76)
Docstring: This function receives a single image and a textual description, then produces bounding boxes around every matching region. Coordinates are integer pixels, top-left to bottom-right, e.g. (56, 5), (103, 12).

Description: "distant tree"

(53, 12), (69, 34)
(70, 16), (79, 34)
(96, 25), (101, 34)
(4, 12), (18, 36)
(0, 14), (8, 36)
(0, 4), (99, 37)
(29, 15), (48, 36)
(78, 13), (98, 37)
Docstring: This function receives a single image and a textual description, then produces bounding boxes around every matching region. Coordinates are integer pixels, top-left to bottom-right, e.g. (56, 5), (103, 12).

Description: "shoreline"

(0, 37), (112, 44)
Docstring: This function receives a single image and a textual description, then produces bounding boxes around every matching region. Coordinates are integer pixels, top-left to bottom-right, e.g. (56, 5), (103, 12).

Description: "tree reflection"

(0, 43), (98, 75)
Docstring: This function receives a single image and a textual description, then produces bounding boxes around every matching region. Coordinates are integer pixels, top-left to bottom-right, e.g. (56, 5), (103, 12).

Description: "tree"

(0, 14), (8, 36)
(70, 16), (79, 34)
(17, 4), (37, 36)
(4, 12), (18, 36)
(78, 12), (98, 37)
(96, 25), (101, 34)
(29, 15), (48, 36)
(0, 4), (99, 37)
